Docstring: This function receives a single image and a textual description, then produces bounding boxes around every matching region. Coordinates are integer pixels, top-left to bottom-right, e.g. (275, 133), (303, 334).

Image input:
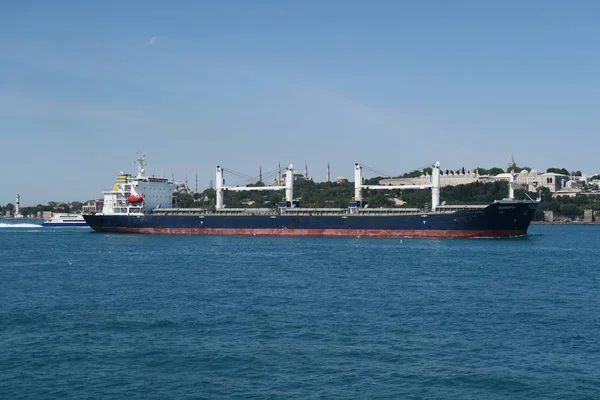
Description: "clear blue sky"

(1, 0), (599, 205)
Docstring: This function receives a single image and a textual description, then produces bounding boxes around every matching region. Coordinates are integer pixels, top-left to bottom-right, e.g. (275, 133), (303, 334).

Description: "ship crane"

(215, 164), (295, 210)
(354, 162), (442, 211)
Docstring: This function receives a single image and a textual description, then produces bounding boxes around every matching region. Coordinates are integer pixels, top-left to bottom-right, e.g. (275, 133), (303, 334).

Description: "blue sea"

(1, 221), (599, 399)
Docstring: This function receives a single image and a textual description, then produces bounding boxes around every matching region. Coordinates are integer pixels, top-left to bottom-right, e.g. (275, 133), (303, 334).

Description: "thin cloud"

(146, 36), (159, 46)
(0, 90), (148, 126)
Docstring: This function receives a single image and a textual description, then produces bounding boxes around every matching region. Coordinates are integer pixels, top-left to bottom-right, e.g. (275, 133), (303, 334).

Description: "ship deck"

(149, 204), (489, 217)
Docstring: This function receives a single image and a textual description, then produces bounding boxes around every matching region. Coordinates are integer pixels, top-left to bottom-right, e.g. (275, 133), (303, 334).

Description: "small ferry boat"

(42, 213), (89, 227)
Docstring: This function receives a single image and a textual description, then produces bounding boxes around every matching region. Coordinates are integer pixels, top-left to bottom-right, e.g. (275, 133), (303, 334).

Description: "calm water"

(1, 222), (599, 399)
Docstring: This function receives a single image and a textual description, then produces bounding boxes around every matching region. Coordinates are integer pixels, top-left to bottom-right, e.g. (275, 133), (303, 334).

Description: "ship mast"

(508, 155), (516, 200)
(354, 162), (441, 211)
(215, 164), (294, 210)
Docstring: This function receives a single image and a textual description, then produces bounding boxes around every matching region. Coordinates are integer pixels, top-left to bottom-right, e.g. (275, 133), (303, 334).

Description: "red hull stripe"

(92, 227), (527, 238)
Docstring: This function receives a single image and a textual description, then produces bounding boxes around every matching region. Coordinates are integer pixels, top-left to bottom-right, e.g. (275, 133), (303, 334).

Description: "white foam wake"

(0, 223), (43, 228)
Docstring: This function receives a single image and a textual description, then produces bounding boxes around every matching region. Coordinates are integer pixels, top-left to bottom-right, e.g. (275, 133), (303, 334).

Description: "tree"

(546, 167), (569, 176)
(70, 202), (83, 212)
(37, 204), (52, 212)
(559, 204), (580, 218)
(402, 170), (423, 178)
(487, 167), (505, 176)
(513, 166), (531, 173)
(20, 206), (38, 216)
(363, 191), (392, 208)
(5, 203), (15, 212)
(363, 176), (385, 185)
(571, 171), (582, 177)
(538, 187), (552, 203)
(176, 192), (195, 208)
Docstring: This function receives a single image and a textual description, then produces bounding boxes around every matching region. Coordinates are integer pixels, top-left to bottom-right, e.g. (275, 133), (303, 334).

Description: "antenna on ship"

(135, 152), (146, 178)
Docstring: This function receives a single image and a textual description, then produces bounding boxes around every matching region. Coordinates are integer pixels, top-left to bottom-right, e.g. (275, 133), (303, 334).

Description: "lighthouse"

(15, 193), (23, 219)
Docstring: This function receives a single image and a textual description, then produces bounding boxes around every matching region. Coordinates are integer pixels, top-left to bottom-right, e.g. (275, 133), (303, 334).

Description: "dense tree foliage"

(483, 167), (505, 176)
(171, 179), (600, 221)
(513, 166), (531, 173)
(176, 180), (513, 210)
(2, 201), (85, 217)
(546, 167), (570, 175)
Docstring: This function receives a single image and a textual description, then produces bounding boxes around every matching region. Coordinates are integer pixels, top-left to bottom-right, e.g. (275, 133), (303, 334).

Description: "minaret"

(304, 164), (308, 179)
(195, 173), (198, 193)
(259, 165), (263, 184)
(327, 163), (331, 182)
(185, 174), (188, 188)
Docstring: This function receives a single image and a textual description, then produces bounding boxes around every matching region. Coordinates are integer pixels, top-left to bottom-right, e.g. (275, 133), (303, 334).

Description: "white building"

(377, 161), (584, 194)
(380, 170), (487, 187)
(495, 170), (570, 193)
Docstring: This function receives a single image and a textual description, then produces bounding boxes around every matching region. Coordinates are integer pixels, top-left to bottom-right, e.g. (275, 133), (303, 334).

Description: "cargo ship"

(83, 155), (540, 238)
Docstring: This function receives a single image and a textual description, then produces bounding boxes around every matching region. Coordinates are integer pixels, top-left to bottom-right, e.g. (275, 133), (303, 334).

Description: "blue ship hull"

(84, 201), (539, 238)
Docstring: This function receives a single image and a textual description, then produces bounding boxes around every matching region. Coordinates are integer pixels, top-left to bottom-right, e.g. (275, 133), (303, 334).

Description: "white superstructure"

(99, 154), (175, 216)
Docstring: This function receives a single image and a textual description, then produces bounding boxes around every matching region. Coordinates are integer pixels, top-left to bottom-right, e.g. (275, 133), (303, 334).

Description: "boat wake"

(0, 223), (43, 228)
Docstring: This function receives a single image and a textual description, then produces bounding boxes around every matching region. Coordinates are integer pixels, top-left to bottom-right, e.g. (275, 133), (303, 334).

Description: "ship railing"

(435, 205), (488, 210)
(148, 204), (490, 217)
(150, 208), (278, 216)
(280, 208), (347, 215)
